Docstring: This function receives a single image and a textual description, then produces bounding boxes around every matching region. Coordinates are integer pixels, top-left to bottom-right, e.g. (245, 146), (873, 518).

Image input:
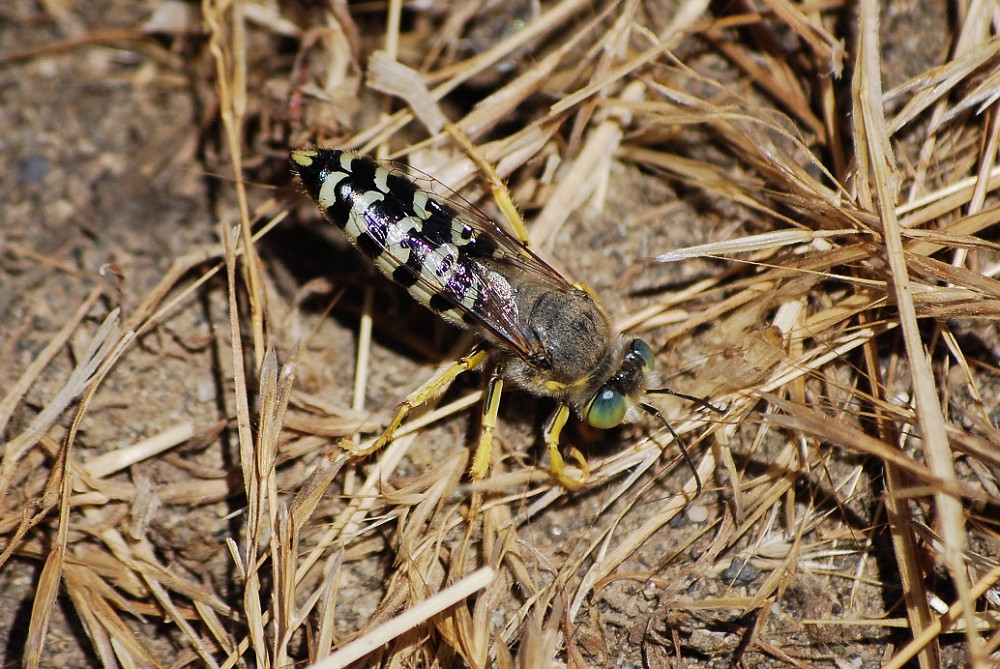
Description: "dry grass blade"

(313, 566), (495, 669)
(856, 2), (980, 663)
(0, 289), (102, 440)
(0, 309), (123, 499)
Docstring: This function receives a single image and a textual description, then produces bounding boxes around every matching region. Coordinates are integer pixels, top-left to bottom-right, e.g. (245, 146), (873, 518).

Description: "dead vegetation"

(2, 0), (999, 667)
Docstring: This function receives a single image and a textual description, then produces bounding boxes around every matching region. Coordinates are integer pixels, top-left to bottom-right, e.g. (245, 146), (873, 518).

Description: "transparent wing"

(294, 148), (581, 369)
(377, 161), (580, 368)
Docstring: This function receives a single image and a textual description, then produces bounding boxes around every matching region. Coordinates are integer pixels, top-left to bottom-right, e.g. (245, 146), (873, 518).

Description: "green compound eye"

(585, 386), (628, 429)
(631, 339), (654, 370)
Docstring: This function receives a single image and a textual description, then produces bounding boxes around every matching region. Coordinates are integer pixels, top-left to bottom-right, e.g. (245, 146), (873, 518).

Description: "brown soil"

(2, 0), (998, 667)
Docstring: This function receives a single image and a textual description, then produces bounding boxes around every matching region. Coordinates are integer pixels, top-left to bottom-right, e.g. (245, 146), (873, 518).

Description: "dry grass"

(2, 0), (1000, 667)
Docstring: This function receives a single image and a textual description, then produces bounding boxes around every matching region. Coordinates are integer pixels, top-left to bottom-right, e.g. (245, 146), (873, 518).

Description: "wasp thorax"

(498, 278), (655, 430)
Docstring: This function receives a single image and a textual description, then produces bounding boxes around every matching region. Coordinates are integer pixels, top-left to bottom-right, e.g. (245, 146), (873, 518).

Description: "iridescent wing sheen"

(291, 149), (578, 368)
(422, 192), (582, 369)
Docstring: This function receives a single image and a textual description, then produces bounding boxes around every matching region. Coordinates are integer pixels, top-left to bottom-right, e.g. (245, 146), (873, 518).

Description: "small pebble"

(720, 557), (761, 586)
(686, 504), (709, 523)
(197, 380), (216, 403)
(19, 155), (51, 184)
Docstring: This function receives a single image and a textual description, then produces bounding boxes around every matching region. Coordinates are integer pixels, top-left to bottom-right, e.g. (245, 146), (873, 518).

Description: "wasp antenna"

(647, 387), (726, 415)
(640, 402), (702, 497)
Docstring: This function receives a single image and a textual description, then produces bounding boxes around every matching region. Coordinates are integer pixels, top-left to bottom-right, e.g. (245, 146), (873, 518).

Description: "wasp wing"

(292, 149), (578, 369)
(422, 191), (583, 369)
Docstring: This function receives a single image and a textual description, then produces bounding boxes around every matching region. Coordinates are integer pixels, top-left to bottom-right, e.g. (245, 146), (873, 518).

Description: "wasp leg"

(542, 404), (588, 490)
(470, 373), (503, 480)
(444, 122), (531, 245)
(353, 349), (490, 457)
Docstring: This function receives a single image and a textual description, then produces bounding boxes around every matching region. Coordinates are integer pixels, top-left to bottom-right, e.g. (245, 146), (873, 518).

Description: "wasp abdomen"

(291, 149), (515, 330)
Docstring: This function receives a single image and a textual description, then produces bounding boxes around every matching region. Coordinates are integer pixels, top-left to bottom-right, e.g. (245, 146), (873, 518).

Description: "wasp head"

(581, 338), (655, 429)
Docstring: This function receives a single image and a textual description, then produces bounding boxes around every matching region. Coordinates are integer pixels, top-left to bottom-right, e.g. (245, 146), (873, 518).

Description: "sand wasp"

(290, 148), (715, 489)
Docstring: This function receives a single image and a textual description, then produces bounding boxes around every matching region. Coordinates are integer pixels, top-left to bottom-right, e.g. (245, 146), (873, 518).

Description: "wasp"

(290, 148), (714, 490)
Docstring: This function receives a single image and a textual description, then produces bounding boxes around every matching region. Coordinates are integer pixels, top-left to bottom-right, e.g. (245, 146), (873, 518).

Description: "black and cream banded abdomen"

(290, 149), (513, 328)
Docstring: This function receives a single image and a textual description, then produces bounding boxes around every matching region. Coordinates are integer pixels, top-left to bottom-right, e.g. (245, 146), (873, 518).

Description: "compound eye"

(585, 386), (628, 429)
(630, 339), (655, 370)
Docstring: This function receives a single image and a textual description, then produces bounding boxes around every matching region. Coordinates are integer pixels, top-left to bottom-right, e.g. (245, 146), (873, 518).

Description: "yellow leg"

(470, 373), (503, 480)
(352, 349), (490, 457)
(444, 122), (531, 245)
(542, 404), (588, 490)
